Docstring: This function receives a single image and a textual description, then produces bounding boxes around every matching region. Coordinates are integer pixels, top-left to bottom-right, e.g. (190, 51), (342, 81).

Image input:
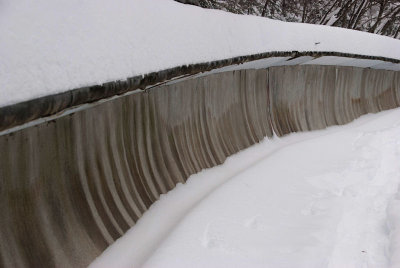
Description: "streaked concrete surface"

(0, 66), (399, 267)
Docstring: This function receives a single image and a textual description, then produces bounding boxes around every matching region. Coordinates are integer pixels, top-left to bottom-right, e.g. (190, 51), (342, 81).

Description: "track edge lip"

(1, 50), (399, 134)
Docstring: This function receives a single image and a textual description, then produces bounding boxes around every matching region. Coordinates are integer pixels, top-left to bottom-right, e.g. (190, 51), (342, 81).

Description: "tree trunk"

(320, 0), (340, 25)
(369, 0), (388, 33)
(349, 0), (367, 29)
(261, 0), (270, 17)
(302, 0), (308, 22)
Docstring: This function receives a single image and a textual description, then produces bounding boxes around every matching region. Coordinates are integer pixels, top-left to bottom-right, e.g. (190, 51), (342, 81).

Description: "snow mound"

(1, 0), (399, 107)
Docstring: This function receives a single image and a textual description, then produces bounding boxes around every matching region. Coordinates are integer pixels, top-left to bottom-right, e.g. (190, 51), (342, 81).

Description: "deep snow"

(90, 108), (400, 268)
(1, 0), (400, 107)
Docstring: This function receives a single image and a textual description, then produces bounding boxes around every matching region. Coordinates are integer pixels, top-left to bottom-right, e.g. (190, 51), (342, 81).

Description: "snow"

(1, 0), (400, 108)
(90, 108), (400, 268)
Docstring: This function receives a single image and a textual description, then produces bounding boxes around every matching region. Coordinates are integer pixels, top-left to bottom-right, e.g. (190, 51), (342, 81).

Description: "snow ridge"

(1, 0), (400, 107)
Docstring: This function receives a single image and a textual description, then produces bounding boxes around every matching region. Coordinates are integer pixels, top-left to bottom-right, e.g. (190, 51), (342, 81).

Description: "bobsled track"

(0, 53), (400, 267)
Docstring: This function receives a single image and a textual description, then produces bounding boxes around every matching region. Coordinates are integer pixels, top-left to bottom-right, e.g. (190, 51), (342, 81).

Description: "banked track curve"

(0, 64), (399, 267)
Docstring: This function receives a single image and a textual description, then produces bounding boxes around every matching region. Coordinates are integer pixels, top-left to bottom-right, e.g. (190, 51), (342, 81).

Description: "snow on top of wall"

(0, 0), (399, 107)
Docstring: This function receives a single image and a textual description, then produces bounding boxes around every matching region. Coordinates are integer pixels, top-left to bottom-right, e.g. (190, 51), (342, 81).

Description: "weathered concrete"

(0, 66), (399, 267)
(1, 51), (399, 133)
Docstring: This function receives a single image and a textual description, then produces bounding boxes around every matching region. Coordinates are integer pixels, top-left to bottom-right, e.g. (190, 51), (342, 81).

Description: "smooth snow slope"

(91, 108), (400, 268)
(1, 0), (400, 108)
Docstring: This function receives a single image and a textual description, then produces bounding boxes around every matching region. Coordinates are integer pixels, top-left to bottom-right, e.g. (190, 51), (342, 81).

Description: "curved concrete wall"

(1, 51), (399, 133)
(0, 65), (399, 267)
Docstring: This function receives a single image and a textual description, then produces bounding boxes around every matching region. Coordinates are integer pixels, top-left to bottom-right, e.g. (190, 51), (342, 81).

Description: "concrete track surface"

(0, 65), (399, 267)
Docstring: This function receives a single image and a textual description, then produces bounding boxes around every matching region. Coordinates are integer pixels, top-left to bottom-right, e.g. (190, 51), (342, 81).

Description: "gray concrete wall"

(1, 51), (398, 133)
(0, 66), (399, 267)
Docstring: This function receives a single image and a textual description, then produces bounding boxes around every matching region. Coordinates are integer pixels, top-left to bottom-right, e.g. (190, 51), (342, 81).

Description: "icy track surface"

(91, 108), (400, 268)
(1, 0), (400, 107)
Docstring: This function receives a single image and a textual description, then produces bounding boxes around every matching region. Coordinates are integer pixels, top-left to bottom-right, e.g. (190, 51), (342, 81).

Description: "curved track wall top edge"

(1, 51), (400, 133)
(0, 65), (399, 267)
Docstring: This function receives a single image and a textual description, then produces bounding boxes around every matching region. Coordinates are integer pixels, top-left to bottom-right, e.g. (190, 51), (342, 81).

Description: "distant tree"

(194, 0), (400, 39)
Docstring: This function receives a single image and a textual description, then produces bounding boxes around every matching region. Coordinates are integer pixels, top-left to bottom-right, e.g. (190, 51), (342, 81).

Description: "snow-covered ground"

(1, 0), (400, 107)
(91, 108), (400, 268)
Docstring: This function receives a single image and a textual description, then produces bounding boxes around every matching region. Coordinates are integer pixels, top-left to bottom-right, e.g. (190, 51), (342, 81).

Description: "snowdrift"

(1, 0), (400, 112)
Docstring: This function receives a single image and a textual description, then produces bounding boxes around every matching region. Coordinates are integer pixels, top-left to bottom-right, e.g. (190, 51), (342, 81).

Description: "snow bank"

(91, 108), (400, 268)
(387, 193), (400, 268)
(1, 0), (399, 107)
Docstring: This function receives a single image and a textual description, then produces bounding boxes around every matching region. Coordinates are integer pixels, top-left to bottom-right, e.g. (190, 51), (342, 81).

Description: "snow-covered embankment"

(91, 108), (400, 268)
